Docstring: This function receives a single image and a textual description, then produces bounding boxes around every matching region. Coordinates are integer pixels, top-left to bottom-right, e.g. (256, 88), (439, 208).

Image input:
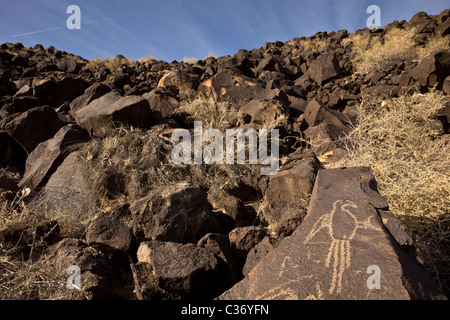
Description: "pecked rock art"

(218, 167), (446, 300)
(304, 199), (379, 295)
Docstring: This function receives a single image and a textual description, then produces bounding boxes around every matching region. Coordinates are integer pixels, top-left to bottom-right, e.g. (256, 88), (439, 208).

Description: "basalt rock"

(5, 106), (65, 154)
(219, 167), (446, 300)
(130, 183), (232, 244)
(135, 240), (226, 299)
(69, 82), (112, 116)
(74, 91), (152, 137)
(410, 50), (450, 91)
(43, 238), (134, 299)
(308, 52), (343, 85)
(18, 124), (89, 190)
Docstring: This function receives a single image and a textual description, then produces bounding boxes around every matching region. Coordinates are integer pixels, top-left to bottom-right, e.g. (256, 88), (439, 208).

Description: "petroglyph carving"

(304, 200), (377, 294)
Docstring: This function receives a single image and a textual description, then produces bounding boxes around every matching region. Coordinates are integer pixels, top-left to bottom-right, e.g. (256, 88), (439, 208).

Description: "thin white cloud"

(10, 26), (66, 38)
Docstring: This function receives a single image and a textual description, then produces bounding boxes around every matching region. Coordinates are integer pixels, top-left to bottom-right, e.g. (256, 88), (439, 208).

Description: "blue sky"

(0, 1), (448, 62)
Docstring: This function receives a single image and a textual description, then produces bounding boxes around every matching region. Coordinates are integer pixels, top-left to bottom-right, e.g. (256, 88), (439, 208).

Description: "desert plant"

(0, 246), (87, 300)
(1, 191), (27, 231)
(77, 125), (256, 204)
(300, 37), (329, 52)
(176, 95), (245, 131)
(78, 127), (187, 201)
(327, 90), (449, 218)
(0, 190), (75, 300)
(350, 28), (418, 74)
(182, 57), (199, 64)
(419, 34), (450, 58)
(346, 27), (450, 75)
(76, 97), (266, 204)
(138, 55), (155, 63)
(204, 52), (217, 59)
(86, 55), (139, 70)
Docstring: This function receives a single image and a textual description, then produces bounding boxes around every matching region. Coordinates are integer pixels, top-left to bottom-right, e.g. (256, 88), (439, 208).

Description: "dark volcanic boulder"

(131, 262), (179, 300)
(69, 83), (112, 116)
(135, 240), (225, 299)
(303, 99), (350, 130)
(410, 50), (450, 90)
(33, 77), (87, 107)
(220, 167), (446, 300)
(406, 11), (436, 34)
(74, 91), (152, 137)
(201, 71), (269, 104)
(0, 130), (27, 165)
(42, 238), (133, 299)
(242, 236), (278, 276)
(228, 226), (266, 266)
(56, 57), (81, 73)
(157, 69), (200, 95)
(11, 95), (40, 112)
(5, 106), (65, 154)
(308, 52), (342, 85)
(130, 183), (231, 243)
(18, 124), (89, 190)
(142, 88), (179, 119)
(197, 233), (240, 285)
(240, 99), (289, 129)
(0, 171), (19, 195)
(86, 215), (132, 256)
(32, 151), (98, 234)
(261, 150), (320, 236)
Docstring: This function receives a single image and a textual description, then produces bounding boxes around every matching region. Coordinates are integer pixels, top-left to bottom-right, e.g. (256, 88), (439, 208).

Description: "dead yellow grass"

(0, 192), (71, 300)
(138, 55), (156, 63)
(86, 55), (143, 70)
(344, 28), (450, 75)
(182, 57), (199, 64)
(177, 95), (245, 131)
(0, 248), (83, 300)
(326, 90), (449, 219)
(419, 34), (450, 58)
(348, 28), (418, 74)
(301, 38), (329, 52)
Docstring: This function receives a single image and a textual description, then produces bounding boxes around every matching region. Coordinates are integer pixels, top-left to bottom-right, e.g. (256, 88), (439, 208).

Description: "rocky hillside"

(0, 10), (449, 300)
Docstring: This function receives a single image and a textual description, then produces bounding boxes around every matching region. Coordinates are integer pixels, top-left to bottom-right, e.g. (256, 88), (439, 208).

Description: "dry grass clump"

(0, 247), (81, 300)
(399, 214), (450, 297)
(299, 37), (329, 53)
(182, 57), (199, 64)
(177, 95), (245, 131)
(327, 90), (449, 218)
(419, 34), (450, 58)
(138, 55), (156, 63)
(86, 55), (140, 70)
(345, 27), (450, 75)
(0, 191), (71, 300)
(177, 95), (288, 132)
(348, 28), (418, 74)
(78, 127), (189, 201)
(326, 90), (449, 296)
(77, 125), (255, 204)
(285, 36), (329, 53)
(1, 191), (26, 231)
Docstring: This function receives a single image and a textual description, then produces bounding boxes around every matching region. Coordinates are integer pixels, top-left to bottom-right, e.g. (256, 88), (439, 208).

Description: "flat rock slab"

(219, 167), (446, 300)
